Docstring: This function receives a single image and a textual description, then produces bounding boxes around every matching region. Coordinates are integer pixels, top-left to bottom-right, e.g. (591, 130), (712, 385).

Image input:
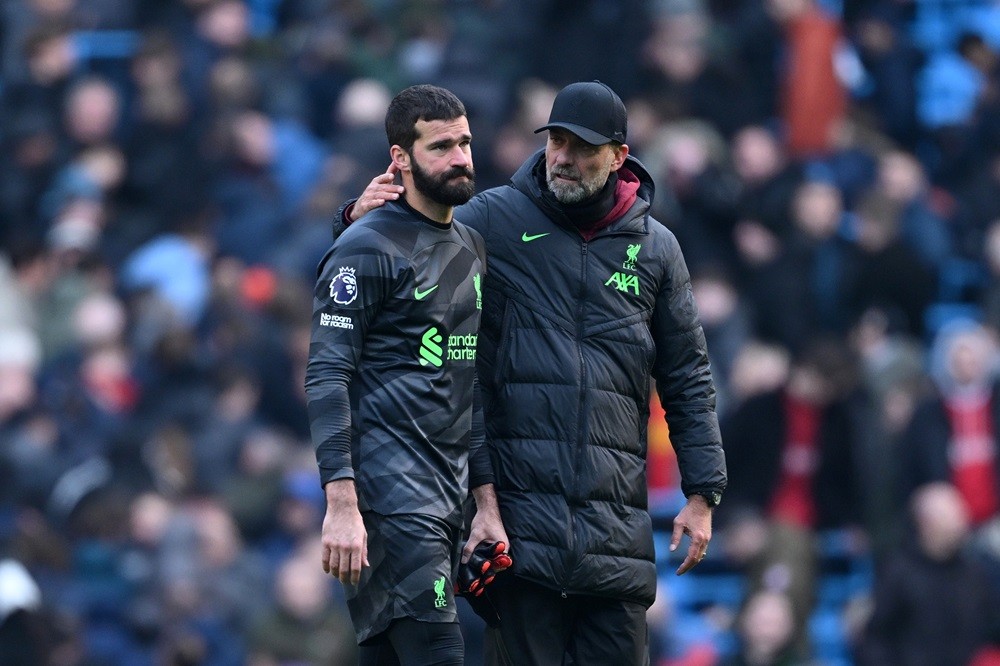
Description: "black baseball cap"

(534, 81), (627, 146)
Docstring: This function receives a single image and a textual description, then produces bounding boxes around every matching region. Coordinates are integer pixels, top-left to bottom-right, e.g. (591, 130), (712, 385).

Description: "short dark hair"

(385, 84), (467, 154)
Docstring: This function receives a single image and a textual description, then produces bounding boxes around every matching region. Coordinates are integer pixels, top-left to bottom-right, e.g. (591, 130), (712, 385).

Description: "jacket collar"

(510, 149), (655, 237)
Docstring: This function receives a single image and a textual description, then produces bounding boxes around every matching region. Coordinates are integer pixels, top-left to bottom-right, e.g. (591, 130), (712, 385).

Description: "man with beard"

(305, 84), (508, 665)
(339, 81), (726, 665)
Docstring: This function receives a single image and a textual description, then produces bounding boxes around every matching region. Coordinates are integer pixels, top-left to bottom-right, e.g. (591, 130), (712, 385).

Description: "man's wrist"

(471, 483), (499, 512)
(325, 478), (359, 509)
(688, 490), (722, 509)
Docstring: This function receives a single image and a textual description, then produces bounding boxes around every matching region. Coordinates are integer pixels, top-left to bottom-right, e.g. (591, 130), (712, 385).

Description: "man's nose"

(450, 146), (470, 166)
(552, 147), (573, 166)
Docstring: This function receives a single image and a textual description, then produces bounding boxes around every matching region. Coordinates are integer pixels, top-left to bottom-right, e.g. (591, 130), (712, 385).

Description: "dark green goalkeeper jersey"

(305, 199), (490, 522)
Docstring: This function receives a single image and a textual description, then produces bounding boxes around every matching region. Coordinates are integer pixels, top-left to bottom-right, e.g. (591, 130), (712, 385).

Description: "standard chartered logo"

(420, 327), (444, 367)
(419, 327), (477, 367)
(447, 334), (477, 361)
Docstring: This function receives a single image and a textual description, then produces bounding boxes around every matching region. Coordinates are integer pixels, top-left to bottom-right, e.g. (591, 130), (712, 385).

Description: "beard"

(412, 157), (475, 206)
(546, 159), (613, 204)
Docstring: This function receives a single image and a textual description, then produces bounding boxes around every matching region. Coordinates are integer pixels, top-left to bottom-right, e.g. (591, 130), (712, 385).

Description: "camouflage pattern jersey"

(305, 199), (489, 523)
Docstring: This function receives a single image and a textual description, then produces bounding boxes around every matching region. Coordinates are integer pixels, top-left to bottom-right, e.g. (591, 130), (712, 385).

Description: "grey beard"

(547, 170), (602, 204)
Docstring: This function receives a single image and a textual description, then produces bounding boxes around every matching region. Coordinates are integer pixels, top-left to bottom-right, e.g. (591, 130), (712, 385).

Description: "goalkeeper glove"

(455, 540), (512, 597)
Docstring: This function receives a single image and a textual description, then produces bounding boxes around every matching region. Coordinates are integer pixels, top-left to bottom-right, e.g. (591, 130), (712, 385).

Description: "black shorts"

(347, 512), (463, 645)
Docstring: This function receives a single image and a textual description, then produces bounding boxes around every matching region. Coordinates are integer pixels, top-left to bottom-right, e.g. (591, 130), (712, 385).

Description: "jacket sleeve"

(305, 235), (395, 486)
(468, 373), (493, 488)
(454, 192), (492, 236)
(649, 231), (727, 498)
(332, 198), (358, 242)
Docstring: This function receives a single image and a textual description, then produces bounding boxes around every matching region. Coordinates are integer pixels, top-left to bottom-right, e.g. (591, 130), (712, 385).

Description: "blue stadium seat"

(72, 31), (140, 60)
(936, 257), (988, 303)
(924, 302), (982, 340)
(655, 527), (873, 662)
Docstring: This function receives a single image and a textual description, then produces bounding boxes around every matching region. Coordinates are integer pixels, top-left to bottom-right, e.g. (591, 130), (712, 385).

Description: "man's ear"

(611, 143), (630, 171)
(390, 145), (410, 172)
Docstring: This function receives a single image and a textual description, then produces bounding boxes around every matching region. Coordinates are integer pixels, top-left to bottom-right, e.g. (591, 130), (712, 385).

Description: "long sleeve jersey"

(305, 199), (488, 522)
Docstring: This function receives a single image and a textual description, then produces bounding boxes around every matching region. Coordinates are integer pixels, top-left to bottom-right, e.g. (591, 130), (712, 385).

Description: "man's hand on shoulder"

(350, 163), (404, 222)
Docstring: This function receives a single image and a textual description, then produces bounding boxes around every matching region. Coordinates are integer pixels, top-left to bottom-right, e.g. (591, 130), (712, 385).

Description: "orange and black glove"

(455, 540), (512, 597)
(455, 541), (512, 627)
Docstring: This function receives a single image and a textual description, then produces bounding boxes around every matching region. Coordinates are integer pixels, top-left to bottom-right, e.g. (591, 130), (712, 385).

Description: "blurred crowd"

(5, 0), (1000, 664)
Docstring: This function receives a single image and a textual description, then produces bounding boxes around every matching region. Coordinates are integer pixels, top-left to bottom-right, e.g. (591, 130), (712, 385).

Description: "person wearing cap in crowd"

(337, 80), (727, 665)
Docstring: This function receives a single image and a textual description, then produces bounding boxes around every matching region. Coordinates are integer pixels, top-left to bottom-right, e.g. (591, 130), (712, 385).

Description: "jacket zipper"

(563, 240), (590, 597)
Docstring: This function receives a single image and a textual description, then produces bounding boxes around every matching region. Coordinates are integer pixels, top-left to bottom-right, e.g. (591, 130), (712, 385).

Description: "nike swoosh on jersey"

(414, 285), (439, 300)
(521, 232), (550, 242)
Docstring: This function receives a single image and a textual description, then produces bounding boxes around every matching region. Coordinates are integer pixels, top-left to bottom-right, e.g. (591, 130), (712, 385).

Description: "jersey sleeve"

(468, 373), (493, 488)
(456, 222), (491, 488)
(305, 235), (400, 486)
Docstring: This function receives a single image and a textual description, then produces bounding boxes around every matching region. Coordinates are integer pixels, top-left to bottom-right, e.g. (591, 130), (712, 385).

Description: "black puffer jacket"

(456, 151), (726, 607)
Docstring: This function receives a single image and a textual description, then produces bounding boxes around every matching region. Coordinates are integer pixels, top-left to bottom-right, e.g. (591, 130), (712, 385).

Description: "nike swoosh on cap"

(414, 285), (439, 300)
(521, 232), (550, 242)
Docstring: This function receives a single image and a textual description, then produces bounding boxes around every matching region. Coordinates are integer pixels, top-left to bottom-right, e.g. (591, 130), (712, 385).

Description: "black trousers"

(483, 576), (649, 666)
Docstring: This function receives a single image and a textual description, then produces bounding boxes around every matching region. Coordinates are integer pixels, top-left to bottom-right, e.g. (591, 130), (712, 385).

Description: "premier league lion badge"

(329, 267), (358, 305)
